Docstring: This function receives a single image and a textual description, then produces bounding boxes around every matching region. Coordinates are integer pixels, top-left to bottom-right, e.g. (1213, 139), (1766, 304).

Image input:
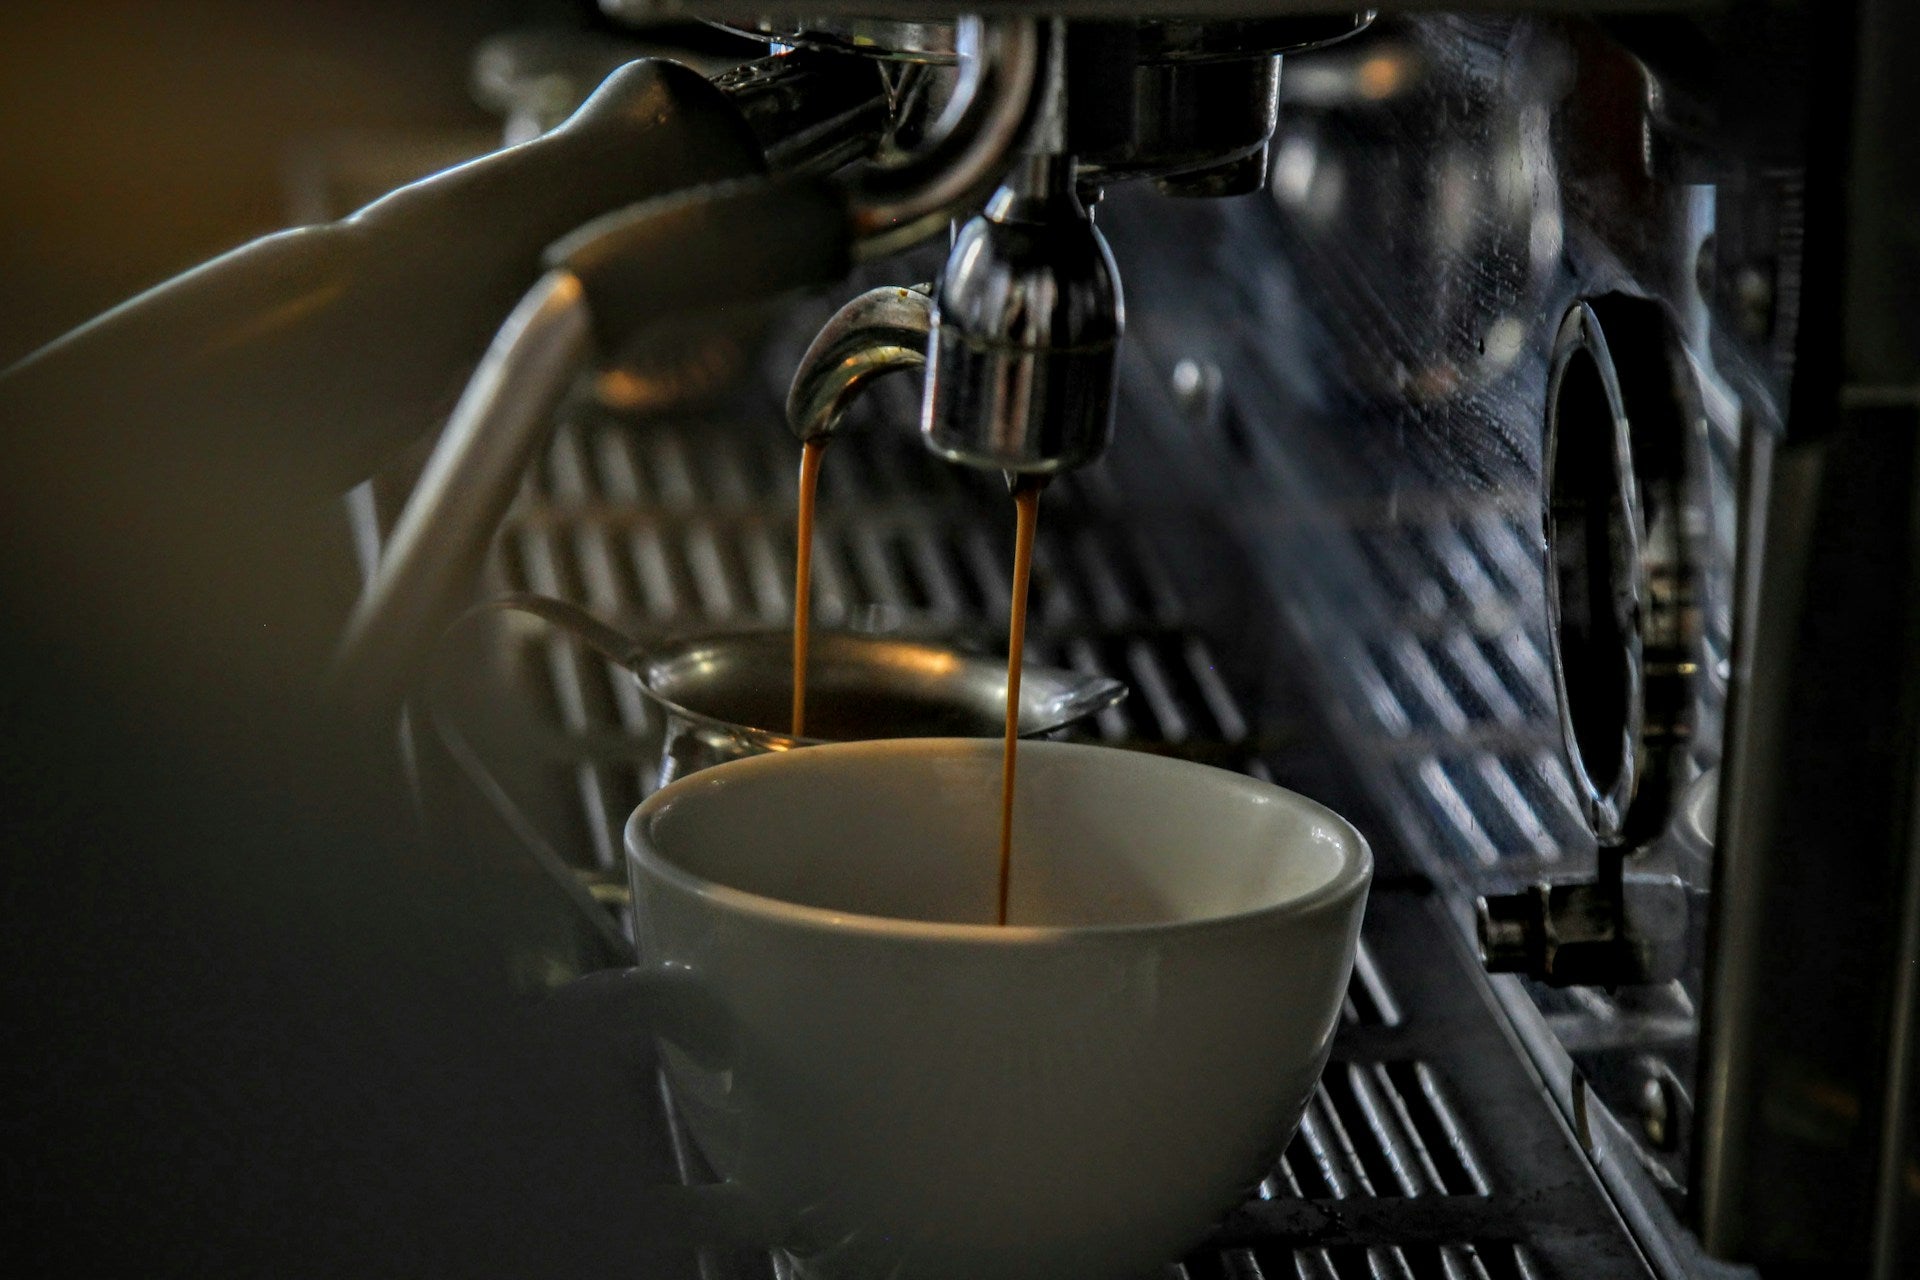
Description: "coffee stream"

(789, 441), (1042, 927)
(997, 482), (1043, 927)
(791, 437), (827, 738)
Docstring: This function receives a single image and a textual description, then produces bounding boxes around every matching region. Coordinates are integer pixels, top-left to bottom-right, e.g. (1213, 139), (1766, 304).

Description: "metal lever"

(332, 174), (857, 712)
(331, 270), (594, 712)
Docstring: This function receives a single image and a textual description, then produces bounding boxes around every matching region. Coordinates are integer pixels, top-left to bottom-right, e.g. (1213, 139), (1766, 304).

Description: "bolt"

(1636, 1063), (1682, 1152)
(1170, 358), (1223, 426)
(1572, 1071), (1594, 1154)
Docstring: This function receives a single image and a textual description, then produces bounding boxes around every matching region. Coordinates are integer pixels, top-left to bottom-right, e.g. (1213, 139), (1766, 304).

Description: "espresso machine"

(1, 2), (1915, 1278)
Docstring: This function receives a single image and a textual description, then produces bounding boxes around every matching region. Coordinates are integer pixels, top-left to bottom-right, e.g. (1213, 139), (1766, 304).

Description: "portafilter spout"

(787, 19), (1123, 477)
(921, 147), (1122, 476)
(923, 17), (1120, 476)
(786, 284), (934, 442)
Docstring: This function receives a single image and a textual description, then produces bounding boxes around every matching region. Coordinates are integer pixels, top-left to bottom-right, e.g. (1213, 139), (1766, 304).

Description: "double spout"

(788, 27), (1124, 479)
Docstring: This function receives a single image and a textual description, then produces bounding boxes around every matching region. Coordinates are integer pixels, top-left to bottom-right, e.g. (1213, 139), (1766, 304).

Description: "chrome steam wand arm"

(787, 285), (934, 443)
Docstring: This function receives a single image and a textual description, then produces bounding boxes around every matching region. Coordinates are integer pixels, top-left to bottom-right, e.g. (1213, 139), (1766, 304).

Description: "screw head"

(1638, 1068), (1679, 1151)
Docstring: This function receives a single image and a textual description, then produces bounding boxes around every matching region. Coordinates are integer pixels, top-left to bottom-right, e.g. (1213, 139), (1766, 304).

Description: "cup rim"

(625, 738), (1372, 945)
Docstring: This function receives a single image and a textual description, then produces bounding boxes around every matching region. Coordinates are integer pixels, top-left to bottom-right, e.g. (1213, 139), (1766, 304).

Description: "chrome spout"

(920, 19), (1123, 477)
(785, 285), (933, 442)
(921, 148), (1123, 476)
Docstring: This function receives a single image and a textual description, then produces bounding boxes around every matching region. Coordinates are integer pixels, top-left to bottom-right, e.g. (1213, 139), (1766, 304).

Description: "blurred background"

(0, 1), (600, 365)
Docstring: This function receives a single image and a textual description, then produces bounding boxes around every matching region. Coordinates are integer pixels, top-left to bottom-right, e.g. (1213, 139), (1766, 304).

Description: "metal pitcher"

(481, 593), (1127, 789)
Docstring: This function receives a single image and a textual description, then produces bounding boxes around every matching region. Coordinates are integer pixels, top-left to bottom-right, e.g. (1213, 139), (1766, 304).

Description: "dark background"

(0, 6), (715, 1275)
(0, 0), (591, 366)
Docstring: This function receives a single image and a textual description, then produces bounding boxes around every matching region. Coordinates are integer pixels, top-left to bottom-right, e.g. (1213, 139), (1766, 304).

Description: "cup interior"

(634, 739), (1367, 930)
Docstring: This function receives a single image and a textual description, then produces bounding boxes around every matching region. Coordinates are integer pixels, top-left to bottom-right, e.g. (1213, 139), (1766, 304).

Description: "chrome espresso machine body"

(1, 3), (1916, 1279)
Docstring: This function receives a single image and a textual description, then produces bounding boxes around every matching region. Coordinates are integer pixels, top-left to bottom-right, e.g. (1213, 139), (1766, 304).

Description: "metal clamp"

(1479, 296), (1706, 986)
(1543, 295), (1704, 848)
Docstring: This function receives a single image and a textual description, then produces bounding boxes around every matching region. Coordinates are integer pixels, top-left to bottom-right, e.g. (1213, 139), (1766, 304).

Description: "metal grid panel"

(1229, 496), (1590, 888)
(432, 398), (1651, 1278)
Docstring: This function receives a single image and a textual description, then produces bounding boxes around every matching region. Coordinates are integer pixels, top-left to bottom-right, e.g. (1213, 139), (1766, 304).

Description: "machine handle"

(0, 58), (765, 501)
(546, 172), (856, 352)
(329, 176), (857, 713)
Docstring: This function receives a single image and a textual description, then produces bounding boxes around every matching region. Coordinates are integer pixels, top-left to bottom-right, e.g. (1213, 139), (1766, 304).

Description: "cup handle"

(551, 966), (779, 1248)
(559, 964), (732, 1069)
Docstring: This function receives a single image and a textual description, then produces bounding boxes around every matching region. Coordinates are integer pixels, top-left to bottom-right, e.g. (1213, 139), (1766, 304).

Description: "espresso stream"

(790, 438), (827, 738)
(997, 483), (1042, 926)
(791, 442), (1042, 926)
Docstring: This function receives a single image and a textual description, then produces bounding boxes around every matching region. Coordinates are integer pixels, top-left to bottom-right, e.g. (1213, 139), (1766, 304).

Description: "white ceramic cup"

(617, 738), (1371, 1280)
